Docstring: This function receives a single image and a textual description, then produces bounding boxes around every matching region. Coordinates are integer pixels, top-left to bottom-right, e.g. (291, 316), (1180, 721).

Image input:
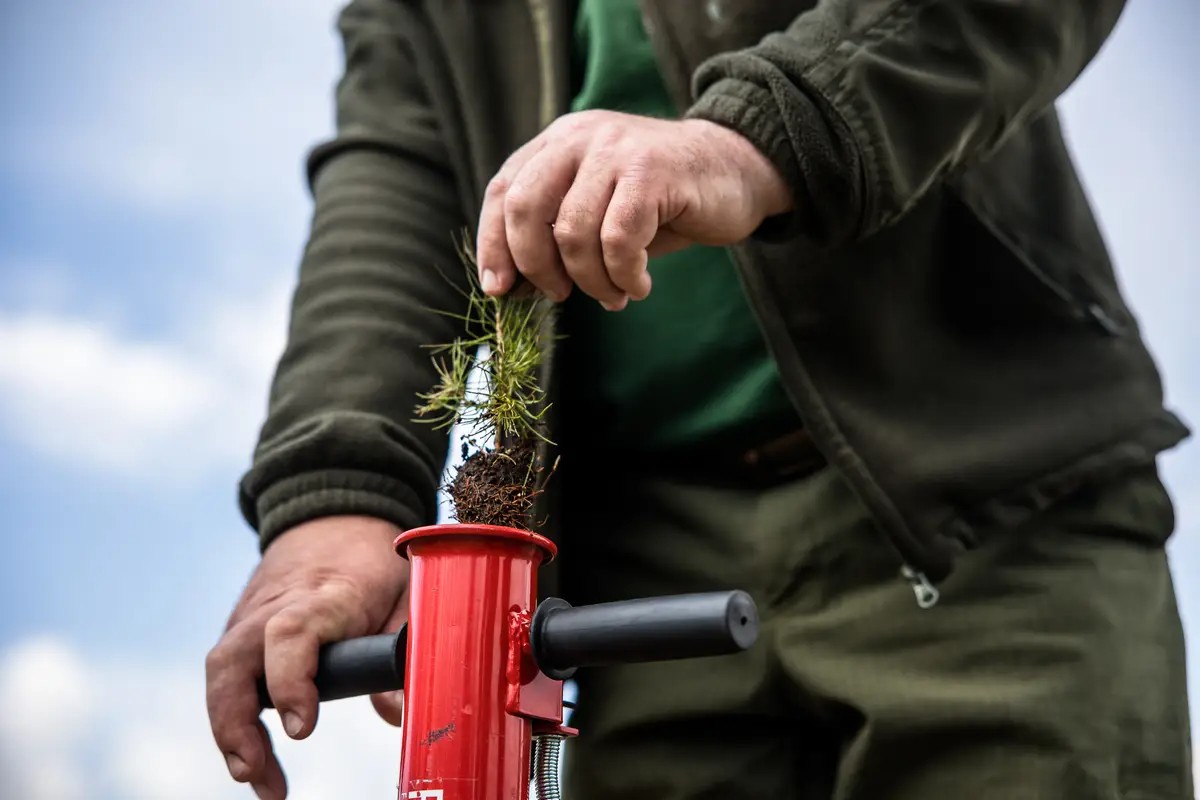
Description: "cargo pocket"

(1047, 465), (1192, 798)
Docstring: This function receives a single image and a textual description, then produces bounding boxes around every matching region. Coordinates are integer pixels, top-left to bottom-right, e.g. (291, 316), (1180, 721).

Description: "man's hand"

(475, 111), (792, 310)
(206, 517), (409, 799)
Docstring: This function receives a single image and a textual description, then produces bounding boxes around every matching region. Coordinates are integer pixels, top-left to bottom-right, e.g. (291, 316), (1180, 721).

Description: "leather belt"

(740, 428), (827, 485)
(630, 427), (828, 489)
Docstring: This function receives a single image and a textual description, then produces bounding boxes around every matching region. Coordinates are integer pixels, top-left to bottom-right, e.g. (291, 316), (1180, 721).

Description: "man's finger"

(206, 628), (271, 785)
(370, 591), (409, 727)
(262, 585), (365, 741)
(249, 721), (289, 800)
(556, 156), (627, 309)
(601, 176), (659, 300)
(476, 175), (520, 296)
(476, 138), (549, 295)
(504, 148), (579, 301)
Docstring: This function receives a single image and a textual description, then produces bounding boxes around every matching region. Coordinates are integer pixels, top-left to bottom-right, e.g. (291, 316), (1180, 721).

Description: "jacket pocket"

(941, 184), (1130, 339)
(945, 110), (1133, 337)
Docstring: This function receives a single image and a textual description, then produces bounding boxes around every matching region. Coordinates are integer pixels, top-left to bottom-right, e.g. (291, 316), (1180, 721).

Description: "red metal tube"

(393, 524), (558, 800)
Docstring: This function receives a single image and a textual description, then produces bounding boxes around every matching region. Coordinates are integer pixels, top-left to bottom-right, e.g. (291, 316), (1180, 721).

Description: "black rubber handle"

(257, 628), (406, 710)
(530, 591), (758, 680)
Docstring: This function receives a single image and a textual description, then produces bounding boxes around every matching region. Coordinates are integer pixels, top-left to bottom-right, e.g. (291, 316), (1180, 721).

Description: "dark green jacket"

(239, 0), (1188, 582)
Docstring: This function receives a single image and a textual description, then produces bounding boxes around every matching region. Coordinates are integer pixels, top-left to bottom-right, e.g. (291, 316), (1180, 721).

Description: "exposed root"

(448, 441), (541, 529)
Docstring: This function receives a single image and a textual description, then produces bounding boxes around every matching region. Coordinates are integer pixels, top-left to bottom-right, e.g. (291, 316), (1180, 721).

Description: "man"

(207, 1), (1193, 798)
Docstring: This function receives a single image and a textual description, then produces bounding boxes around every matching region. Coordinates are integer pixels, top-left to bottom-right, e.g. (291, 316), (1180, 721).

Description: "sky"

(0, 2), (1196, 798)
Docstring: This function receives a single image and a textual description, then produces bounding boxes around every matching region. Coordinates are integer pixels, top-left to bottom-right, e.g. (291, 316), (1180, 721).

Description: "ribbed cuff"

(242, 469), (429, 552)
(687, 74), (864, 247)
(686, 79), (809, 243)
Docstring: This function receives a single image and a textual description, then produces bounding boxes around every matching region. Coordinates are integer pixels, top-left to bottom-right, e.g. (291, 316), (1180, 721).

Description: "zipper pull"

(901, 566), (940, 609)
(1086, 303), (1123, 336)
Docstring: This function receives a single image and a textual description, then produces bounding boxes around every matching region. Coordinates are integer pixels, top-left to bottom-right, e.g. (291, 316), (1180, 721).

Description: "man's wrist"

(748, 151), (795, 219)
(685, 119), (794, 221)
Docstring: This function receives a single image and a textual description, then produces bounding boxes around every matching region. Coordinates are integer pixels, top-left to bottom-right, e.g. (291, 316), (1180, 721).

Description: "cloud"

(0, 637), (95, 799)
(0, 0), (351, 485)
(0, 635), (401, 800)
(0, 275), (486, 499)
(6, 1), (344, 233)
(0, 280), (289, 481)
(0, 315), (219, 468)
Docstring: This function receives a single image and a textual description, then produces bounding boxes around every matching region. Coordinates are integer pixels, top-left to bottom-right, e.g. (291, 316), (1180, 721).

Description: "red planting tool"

(260, 523), (759, 799)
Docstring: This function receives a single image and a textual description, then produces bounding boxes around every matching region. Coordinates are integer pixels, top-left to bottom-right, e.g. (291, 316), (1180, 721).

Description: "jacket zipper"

(529, 0), (947, 610)
(526, 0), (558, 130)
(725, 246), (946, 610)
(641, 0), (948, 609)
(902, 565), (940, 609)
(524, 0), (565, 547)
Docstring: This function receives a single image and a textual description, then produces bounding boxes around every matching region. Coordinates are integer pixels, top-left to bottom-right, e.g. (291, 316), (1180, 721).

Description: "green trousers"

(557, 461), (1192, 799)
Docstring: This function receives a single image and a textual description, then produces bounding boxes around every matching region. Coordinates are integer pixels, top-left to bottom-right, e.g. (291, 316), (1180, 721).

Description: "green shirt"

(560, 0), (798, 451)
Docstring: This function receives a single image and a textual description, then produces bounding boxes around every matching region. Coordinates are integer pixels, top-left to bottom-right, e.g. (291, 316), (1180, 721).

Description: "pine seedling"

(414, 235), (557, 529)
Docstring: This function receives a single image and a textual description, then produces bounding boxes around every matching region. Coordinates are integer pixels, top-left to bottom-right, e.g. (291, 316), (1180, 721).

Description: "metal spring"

(530, 734), (566, 800)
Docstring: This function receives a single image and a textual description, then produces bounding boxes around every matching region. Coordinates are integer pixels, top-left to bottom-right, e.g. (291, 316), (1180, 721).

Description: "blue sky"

(0, 2), (1196, 798)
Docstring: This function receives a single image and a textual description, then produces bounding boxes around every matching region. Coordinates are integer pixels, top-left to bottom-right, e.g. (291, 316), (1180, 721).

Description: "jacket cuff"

(686, 76), (863, 247)
(240, 469), (430, 552)
(686, 78), (807, 242)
